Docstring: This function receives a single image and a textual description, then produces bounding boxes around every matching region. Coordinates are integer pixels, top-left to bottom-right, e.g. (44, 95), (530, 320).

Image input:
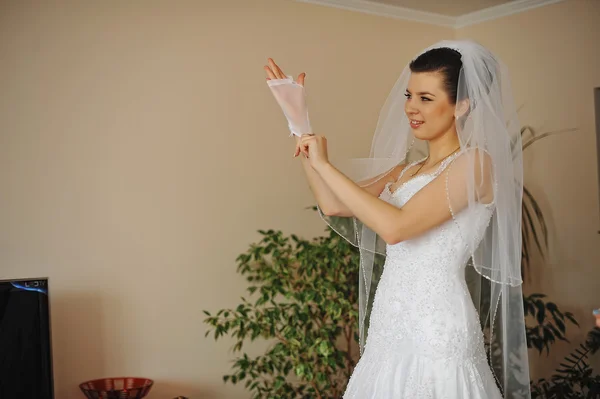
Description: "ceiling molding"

(455, 0), (566, 28)
(293, 0), (456, 27)
(293, 0), (566, 28)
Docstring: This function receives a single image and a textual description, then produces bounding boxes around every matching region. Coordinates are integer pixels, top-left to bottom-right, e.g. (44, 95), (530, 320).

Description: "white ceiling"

(367, 0), (515, 17)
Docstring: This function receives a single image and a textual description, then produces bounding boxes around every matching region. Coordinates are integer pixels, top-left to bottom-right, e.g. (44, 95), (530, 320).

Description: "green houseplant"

(203, 226), (362, 398)
(531, 327), (600, 398)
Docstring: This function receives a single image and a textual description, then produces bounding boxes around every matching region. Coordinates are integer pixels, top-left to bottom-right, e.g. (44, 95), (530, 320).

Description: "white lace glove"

(267, 76), (312, 137)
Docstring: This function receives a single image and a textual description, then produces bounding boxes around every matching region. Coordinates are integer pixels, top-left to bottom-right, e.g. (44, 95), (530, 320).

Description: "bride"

(265, 40), (530, 398)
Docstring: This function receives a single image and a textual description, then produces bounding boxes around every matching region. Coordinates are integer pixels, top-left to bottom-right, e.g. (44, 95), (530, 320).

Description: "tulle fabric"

(267, 75), (312, 137)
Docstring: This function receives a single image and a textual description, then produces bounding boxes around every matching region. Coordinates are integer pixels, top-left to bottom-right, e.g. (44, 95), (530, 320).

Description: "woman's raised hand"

(294, 133), (330, 171)
(264, 58), (305, 86)
(264, 58), (312, 137)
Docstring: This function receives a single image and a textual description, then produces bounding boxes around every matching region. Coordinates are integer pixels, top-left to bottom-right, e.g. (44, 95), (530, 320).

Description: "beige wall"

(2, 0), (598, 396)
(456, 0), (600, 378)
(0, 1), (452, 398)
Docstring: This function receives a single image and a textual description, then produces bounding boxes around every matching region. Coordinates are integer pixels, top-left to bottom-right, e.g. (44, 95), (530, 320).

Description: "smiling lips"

(410, 120), (424, 128)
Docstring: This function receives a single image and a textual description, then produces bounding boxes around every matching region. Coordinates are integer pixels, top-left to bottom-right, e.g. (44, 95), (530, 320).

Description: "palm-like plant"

(531, 328), (600, 398)
(518, 125), (600, 397)
(520, 125), (577, 277)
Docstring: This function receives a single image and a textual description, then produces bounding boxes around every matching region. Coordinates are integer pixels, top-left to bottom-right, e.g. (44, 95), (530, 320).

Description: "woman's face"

(404, 72), (456, 141)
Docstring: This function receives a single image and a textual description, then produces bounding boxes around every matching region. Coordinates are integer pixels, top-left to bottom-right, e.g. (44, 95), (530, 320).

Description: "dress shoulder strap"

(397, 156), (428, 181)
(431, 151), (462, 178)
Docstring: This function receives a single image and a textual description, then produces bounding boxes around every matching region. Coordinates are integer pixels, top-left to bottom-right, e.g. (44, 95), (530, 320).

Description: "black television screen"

(0, 278), (54, 399)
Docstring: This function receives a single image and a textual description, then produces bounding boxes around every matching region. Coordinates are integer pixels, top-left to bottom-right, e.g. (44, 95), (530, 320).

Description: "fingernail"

(593, 309), (600, 315)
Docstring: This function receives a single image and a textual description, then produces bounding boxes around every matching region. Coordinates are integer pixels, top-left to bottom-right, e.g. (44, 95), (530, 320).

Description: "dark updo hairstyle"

(409, 48), (463, 104)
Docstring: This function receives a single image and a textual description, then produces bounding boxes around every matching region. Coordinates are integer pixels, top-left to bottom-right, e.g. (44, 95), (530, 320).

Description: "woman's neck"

(426, 128), (461, 163)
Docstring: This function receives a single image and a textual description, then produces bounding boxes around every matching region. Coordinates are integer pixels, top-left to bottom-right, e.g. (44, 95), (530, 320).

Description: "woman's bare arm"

(295, 135), (404, 217)
(312, 151), (493, 244)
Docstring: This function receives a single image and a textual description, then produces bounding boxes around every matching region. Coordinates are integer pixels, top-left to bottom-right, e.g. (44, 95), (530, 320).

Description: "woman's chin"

(412, 127), (445, 141)
(412, 129), (430, 140)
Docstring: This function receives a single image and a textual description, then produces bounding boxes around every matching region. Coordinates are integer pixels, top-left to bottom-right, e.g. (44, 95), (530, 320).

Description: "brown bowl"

(79, 377), (154, 399)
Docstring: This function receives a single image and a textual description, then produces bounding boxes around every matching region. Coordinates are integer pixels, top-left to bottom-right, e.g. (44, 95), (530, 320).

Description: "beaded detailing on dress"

(342, 152), (500, 399)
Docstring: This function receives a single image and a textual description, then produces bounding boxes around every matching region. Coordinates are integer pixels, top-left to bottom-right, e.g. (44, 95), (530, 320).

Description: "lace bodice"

(366, 153), (495, 360)
(342, 153), (503, 399)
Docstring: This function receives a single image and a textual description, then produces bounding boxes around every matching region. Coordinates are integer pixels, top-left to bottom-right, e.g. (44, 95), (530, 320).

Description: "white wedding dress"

(343, 154), (503, 399)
